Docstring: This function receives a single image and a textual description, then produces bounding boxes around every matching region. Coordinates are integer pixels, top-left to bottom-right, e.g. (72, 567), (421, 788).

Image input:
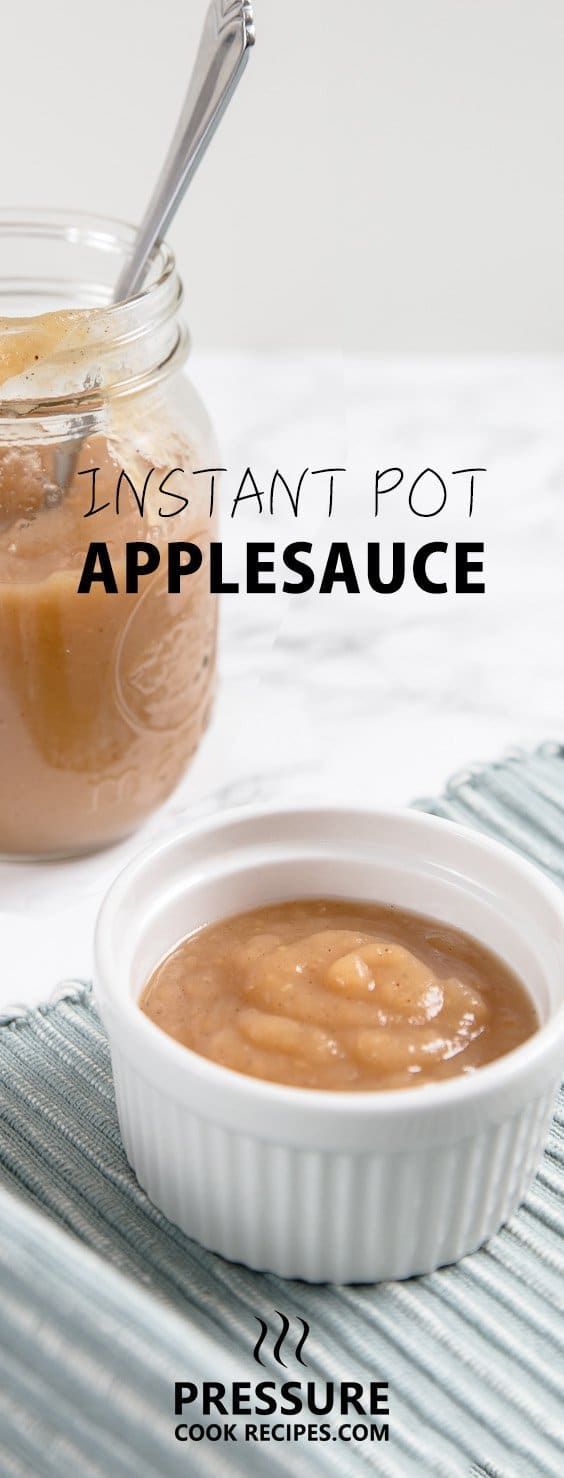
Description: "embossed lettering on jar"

(0, 212), (218, 856)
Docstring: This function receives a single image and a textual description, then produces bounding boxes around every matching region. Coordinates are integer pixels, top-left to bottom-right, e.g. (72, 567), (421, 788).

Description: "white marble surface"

(2, 352), (563, 1009)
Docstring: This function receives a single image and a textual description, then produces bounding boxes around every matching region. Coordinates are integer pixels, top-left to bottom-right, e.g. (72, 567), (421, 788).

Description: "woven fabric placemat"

(1, 744), (564, 1477)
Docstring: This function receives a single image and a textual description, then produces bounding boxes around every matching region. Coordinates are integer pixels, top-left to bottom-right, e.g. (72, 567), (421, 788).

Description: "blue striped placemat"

(1, 744), (563, 1477)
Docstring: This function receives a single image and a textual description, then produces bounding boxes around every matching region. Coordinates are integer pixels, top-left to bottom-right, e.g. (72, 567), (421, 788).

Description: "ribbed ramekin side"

(110, 1050), (558, 1283)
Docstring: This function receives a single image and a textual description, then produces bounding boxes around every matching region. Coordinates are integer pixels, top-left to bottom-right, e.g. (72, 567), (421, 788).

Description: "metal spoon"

(54, 0), (255, 493)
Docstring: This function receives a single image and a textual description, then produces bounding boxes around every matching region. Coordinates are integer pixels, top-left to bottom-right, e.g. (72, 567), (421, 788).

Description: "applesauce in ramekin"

(140, 896), (537, 1091)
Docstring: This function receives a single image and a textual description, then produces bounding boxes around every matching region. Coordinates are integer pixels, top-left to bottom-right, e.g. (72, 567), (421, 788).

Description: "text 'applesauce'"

(140, 898), (537, 1091)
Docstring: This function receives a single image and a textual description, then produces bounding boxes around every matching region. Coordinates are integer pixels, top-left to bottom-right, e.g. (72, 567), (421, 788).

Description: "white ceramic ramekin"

(94, 806), (564, 1283)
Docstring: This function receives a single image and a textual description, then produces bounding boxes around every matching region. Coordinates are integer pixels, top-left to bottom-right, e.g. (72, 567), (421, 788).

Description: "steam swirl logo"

(253, 1312), (310, 1368)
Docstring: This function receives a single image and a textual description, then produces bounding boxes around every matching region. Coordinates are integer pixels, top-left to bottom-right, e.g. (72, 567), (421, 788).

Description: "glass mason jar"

(0, 211), (218, 857)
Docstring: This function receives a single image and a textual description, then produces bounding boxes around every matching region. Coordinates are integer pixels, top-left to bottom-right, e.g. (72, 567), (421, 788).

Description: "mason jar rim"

(0, 209), (188, 419)
(0, 207), (178, 310)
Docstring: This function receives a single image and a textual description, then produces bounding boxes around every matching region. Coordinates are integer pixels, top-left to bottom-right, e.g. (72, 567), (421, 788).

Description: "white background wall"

(3, 0), (564, 349)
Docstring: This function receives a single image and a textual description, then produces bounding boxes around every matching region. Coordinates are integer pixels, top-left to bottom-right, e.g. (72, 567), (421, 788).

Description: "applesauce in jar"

(0, 213), (217, 856)
(140, 897), (538, 1091)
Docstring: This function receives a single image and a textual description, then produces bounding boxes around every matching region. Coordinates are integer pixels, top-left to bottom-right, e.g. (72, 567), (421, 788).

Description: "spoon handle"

(115, 0), (255, 302)
(53, 1), (254, 493)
